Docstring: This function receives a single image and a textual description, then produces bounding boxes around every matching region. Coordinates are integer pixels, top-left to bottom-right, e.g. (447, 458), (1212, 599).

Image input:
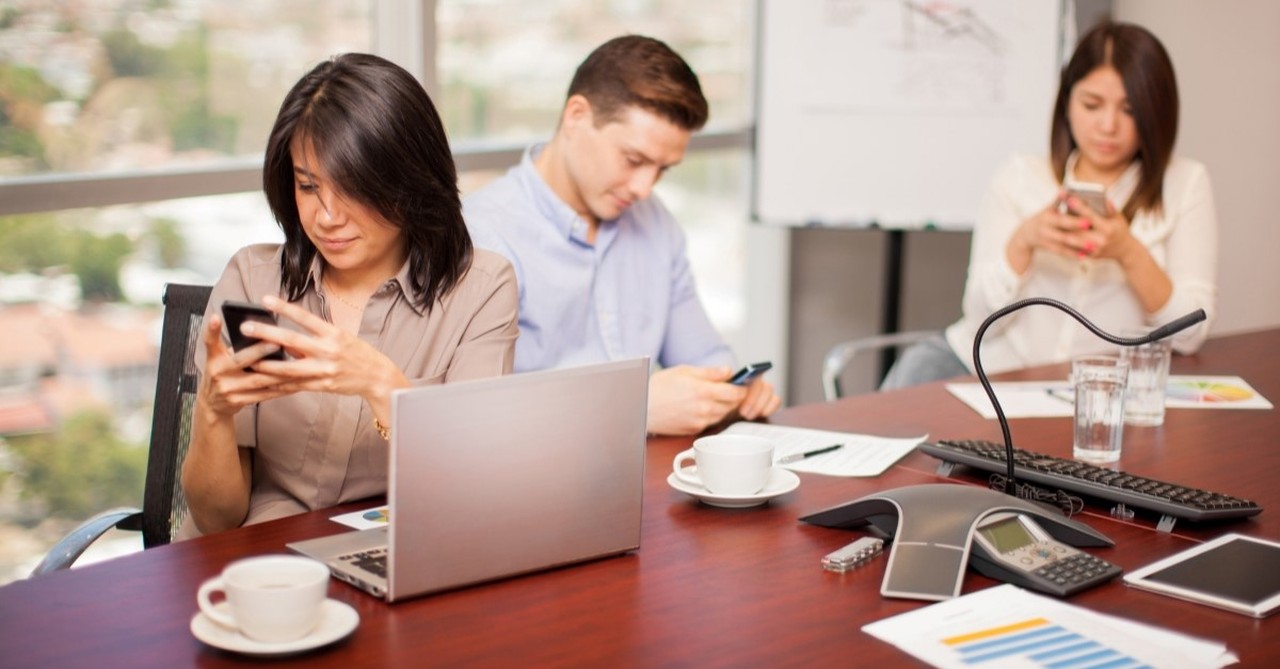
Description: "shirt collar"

(306, 252), (421, 315)
(517, 143), (600, 245)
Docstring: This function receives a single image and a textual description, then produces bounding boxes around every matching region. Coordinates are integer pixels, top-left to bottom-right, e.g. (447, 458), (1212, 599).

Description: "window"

(0, 0), (372, 584)
(0, 0), (756, 585)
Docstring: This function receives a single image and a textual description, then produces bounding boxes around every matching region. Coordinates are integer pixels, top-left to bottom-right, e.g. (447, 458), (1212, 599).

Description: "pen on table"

(1045, 388), (1074, 405)
(777, 443), (844, 464)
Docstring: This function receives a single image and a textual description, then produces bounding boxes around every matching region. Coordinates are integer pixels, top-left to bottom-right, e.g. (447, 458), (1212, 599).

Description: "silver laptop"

(288, 358), (649, 602)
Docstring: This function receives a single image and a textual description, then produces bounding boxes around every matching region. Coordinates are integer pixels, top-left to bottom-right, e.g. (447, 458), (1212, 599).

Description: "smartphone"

(1065, 182), (1108, 215)
(220, 300), (285, 361)
(729, 361), (773, 386)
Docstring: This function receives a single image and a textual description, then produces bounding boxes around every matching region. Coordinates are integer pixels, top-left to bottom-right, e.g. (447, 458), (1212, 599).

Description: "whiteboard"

(754, 0), (1063, 229)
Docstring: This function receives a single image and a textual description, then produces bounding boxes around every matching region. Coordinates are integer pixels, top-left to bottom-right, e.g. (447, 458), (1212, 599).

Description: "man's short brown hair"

(566, 35), (708, 131)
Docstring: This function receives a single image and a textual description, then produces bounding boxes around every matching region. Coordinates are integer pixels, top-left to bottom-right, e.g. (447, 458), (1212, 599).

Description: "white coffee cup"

(673, 434), (774, 495)
(196, 555), (330, 643)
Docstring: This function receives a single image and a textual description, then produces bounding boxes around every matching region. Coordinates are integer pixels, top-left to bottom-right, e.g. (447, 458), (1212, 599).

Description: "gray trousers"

(879, 334), (970, 391)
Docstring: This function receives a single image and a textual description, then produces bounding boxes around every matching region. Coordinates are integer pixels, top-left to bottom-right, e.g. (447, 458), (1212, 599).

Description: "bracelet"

(373, 417), (390, 441)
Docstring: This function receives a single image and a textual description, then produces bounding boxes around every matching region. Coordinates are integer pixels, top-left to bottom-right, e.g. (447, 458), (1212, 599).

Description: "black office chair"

(31, 283), (212, 575)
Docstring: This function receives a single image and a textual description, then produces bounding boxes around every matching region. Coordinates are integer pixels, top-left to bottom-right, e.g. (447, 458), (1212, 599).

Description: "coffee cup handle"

(672, 449), (702, 488)
(196, 576), (238, 630)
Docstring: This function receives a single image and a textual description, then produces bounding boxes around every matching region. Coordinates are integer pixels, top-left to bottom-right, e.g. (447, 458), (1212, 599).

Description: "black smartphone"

(729, 361), (772, 386)
(220, 300), (285, 361)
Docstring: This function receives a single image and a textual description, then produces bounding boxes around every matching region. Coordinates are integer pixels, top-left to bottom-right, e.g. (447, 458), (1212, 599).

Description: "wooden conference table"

(2, 329), (1278, 667)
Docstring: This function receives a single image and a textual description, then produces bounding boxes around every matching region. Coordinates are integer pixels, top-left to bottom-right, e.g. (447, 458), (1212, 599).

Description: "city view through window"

(0, 0), (752, 584)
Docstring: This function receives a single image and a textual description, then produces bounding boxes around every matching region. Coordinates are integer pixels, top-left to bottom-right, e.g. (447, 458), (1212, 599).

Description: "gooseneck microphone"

(971, 297), (1206, 496)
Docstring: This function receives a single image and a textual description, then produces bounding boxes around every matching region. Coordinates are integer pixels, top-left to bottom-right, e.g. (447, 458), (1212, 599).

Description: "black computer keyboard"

(919, 439), (1262, 530)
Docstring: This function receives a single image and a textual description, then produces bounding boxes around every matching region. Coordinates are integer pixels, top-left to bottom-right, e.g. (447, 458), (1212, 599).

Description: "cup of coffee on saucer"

(192, 554), (359, 655)
(673, 433), (774, 495)
(668, 434), (800, 508)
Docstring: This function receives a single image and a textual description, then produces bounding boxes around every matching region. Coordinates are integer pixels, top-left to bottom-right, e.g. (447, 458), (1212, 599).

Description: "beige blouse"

(180, 244), (518, 538)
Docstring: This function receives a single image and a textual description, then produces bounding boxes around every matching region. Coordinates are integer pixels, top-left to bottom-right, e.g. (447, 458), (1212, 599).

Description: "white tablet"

(1123, 533), (1280, 618)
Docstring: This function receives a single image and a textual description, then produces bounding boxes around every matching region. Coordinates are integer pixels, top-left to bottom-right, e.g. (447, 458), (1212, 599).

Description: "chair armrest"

(29, 507), (142, 577)
(822, 330), (938, 401)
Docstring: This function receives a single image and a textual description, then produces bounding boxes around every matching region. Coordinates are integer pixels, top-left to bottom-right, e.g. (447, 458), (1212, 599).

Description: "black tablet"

(1123, 533), (1280, 618)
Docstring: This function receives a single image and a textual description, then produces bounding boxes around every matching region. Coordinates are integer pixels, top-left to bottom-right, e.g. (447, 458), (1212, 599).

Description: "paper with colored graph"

(863, 584), (1236, 668)
(330, 505), (390, 530)
(948, 375), (1271, 419)
(1164, 376), (1272, 409)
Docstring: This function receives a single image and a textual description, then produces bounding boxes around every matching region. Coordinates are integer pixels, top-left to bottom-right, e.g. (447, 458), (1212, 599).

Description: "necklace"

(323, 278), (365, 310)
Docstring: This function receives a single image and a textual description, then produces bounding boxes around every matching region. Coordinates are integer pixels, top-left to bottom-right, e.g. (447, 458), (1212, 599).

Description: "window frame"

(0, 2), (753, 217)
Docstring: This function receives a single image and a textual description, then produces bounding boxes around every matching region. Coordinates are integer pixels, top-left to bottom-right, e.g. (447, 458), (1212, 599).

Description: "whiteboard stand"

(878, 229), (907, 378)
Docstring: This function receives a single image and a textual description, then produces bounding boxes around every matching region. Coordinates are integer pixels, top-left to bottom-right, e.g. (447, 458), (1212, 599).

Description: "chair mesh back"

(165, 311), (204, 541)
(141, 284), (211, 547)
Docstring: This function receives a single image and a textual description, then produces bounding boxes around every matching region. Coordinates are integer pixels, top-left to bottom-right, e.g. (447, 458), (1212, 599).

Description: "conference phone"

(970, 512), (1121, 597)
(801, 484), (1120, 601)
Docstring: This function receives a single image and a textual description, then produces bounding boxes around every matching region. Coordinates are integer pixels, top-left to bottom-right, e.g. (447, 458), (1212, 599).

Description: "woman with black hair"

(180, 53), (518, 537)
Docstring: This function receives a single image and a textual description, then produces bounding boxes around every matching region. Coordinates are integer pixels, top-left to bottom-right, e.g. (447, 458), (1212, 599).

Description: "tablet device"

(1123, 533), (1280, 618)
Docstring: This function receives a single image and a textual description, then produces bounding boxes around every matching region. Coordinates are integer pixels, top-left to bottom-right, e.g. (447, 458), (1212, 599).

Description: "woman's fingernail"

(1084, 242), (1095, 252)
(241, 322), (255, 335)
(1079, 219), (1091, 230)
(262, 295), (278, 307)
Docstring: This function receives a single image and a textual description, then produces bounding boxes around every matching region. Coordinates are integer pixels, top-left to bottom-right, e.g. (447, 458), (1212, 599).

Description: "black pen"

(1045, 388), (1074, 405)
(777, 443), (844, 464)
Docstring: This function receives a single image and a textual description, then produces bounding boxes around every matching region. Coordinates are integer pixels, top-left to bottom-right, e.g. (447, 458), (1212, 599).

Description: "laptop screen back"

(386, 358), (649, 601)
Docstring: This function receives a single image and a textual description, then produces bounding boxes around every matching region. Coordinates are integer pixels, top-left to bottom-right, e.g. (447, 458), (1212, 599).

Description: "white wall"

(1114, 0), (1280, 335)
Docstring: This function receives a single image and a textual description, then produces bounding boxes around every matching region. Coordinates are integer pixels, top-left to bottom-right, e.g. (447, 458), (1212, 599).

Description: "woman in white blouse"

(882, 21), (1217, 387)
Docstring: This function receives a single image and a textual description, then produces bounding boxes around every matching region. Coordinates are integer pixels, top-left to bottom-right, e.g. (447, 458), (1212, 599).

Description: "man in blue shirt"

(464, 35), (782, 436)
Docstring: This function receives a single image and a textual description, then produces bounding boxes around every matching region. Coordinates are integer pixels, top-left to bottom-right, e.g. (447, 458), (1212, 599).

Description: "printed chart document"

(948, 375), (1273, 420)
(722, 422), (924, 477)
(863, 584), (1237, 668)
(330, 505), (389, 530)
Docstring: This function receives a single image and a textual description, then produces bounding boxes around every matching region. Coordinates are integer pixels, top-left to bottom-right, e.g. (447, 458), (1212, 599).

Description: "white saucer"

(191, 599), (359, 656)
(667, 466), (800, 508)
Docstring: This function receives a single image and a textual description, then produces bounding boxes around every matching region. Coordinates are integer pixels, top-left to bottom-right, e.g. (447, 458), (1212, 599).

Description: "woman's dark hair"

(567, 35), (708, 131)
(263, 53), (470, 310)
(1050, 22), (1178, 220)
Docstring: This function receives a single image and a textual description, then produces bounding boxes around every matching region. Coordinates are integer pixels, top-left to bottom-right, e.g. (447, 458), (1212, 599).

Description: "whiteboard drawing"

(754, 0), (1061, 228)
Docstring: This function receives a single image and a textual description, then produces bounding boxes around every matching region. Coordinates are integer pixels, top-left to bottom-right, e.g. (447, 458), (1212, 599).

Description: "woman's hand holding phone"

(221, 301), (285, 362)
(198, 302), (293, 418)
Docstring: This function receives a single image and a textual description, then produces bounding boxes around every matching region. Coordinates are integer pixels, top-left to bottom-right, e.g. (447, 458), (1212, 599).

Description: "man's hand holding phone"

(729, 361), (772, 386)
(730, 361), (782, 422)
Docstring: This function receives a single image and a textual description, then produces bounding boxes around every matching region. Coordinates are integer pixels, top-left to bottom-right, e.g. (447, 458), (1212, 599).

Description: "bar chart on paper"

(862, 584), (1234, 668)
(944, 617), (1144, 667)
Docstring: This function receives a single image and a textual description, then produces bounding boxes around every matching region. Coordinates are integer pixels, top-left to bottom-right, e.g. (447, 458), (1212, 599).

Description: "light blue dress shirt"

(463, 144), (735, 374)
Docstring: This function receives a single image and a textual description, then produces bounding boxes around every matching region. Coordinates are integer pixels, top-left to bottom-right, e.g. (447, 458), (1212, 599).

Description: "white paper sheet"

(948, 375), (1273, 419)
(863, 584), (1237, 668)
(722, 422), (924, 477)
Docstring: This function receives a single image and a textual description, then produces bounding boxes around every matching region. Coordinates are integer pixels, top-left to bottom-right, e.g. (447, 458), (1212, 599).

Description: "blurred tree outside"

(0, 214), (136, 303)
(7, 410), (147, 521)
(71, 229), (132, 303)
(148, 217), (187, 269)
(0, 63), (57, 167)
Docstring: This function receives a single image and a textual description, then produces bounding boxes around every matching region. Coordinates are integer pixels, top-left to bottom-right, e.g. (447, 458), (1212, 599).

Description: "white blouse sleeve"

(958, 157), (1040, 335)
